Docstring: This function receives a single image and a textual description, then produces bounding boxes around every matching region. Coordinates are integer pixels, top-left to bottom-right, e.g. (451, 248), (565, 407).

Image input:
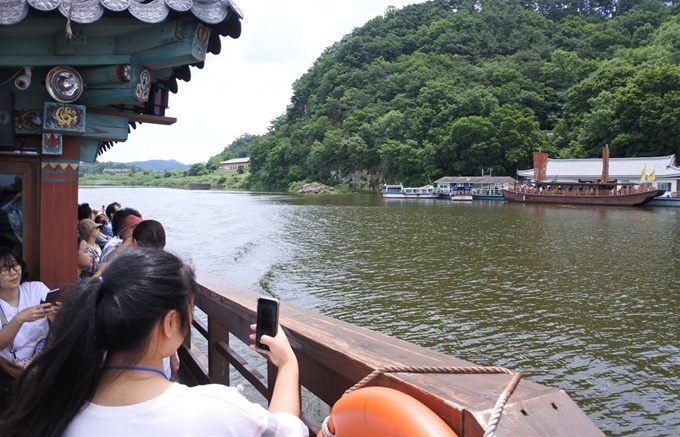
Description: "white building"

(517, 154), (680, 196)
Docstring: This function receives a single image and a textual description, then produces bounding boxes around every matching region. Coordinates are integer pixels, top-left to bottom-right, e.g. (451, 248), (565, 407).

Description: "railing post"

(208, 316), (231, 386)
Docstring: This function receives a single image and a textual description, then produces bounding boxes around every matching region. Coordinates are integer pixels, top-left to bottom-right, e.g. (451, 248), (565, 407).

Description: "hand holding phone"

(255, 297), (279, 351)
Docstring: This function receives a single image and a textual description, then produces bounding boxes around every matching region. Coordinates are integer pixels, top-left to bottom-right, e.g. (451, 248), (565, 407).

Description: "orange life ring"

(316, 386), (459, 437)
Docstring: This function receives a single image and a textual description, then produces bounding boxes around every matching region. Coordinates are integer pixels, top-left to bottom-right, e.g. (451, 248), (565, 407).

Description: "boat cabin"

(1, 4), (604, 436)
(0, 0), (242, 288)
(434, 176), (516, 197)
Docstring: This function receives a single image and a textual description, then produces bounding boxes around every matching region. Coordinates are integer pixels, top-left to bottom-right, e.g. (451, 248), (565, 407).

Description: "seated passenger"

(132, 220), (166, 249)
(76, 237), (93, 282)
(109, 218), (167, 263)
(78, 219), (103, 278)
(0, 247), (57, 368)
(0, 249), (307, 437)
(99, 207), (143, 264)
(101, 202), (121, 238)
(93, 214), (112, 250)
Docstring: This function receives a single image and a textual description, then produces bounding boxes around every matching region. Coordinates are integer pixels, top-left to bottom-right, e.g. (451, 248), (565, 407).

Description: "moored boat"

(434, 176), (515, 201)
(449, 186), (473, 201)
(382, 183), (441, 199)
(471, 188), (505, 200)
(648, 192), (680, 207)
(502, 182), (664, 206)
(506, 149), (665, 206)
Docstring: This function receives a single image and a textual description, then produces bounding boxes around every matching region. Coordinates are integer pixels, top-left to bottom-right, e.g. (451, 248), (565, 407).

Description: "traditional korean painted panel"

(42, 132), (63, 155)
(42, 102), (86, 133)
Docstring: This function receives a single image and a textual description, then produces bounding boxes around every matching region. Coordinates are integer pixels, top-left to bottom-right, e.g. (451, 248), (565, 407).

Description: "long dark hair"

(0, 248), (196, 437)
(0, 247), (27, 283)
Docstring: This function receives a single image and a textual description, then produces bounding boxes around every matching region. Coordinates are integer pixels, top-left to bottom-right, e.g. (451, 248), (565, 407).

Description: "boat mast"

(533, 151), (549, 183)
(601, 144), (610, 183)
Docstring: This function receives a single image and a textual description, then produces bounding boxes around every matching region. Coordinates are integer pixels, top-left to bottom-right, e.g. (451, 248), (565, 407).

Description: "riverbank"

(79, 172), (377, 194)
(79, 170), (249, 190)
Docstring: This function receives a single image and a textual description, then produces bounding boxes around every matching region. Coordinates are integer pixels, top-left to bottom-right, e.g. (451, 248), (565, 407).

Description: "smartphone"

(256, 297), (279, 351)
(41, 288), (64, 305)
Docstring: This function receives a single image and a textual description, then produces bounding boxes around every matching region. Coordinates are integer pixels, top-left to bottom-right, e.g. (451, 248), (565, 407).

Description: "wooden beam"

(0, 17), (149, 39)
(0, 55), (130, 68)
(114, 20), (185, 55)
(79, 138), (101, 163)
(131, 22), (210, 70)
(53, 27), (88, 56)
(80, 65), (153, 106)
(82, 113), (129, 142)
(0, 37), (116, 57)
(87, 108), (176, 125)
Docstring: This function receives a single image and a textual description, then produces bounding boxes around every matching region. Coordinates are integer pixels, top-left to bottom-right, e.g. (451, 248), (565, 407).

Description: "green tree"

(187, 163), (208, 177)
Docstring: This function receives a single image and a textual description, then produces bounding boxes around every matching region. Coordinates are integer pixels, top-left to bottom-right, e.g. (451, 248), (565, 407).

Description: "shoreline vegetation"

(78, 170), (250, 190)
(78, 172), (373, 194)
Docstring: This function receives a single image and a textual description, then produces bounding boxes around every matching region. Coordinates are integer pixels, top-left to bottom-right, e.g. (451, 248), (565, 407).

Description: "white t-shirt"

(99, 237), (122, 264)
(64, 383), (308, 437)
(0, 281), (50, 362)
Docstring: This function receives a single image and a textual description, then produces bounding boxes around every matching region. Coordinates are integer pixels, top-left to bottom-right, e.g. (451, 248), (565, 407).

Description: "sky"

(100, 0), (426, 165)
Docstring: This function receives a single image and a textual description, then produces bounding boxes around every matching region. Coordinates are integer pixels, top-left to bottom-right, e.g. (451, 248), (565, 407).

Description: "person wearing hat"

(78, 219), (103, 278)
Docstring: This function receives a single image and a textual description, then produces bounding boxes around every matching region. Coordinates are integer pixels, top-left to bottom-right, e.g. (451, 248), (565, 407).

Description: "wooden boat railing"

(508, 186), (657, 196)
(177, 270), (604, 437)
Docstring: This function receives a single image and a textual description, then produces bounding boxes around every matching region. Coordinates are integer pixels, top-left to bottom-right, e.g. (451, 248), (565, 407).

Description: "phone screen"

(256, 297), (279, 351)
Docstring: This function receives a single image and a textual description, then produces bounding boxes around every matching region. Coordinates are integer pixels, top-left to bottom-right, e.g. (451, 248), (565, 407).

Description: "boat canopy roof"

(517, 155), (680, 180)
(532, 180), (639, 186)
(434, 176), (516, 184)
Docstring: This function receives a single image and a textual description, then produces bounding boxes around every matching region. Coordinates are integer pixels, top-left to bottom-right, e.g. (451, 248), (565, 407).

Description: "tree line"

(206, 0), (680, 190)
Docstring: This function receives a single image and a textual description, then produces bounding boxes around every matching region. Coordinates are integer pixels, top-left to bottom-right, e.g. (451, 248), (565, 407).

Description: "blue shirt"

(101, 221), (114, 238)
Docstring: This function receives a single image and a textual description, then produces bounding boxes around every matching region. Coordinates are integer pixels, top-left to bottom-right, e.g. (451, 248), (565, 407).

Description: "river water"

(79, 187), (680, 436)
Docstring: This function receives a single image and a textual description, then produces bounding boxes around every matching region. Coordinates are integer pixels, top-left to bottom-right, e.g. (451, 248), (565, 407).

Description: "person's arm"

(268, 355), (301, 416)
(249, 324), (301, 416)
(106, 238), (133, 262)
(0, 304), (53, 350)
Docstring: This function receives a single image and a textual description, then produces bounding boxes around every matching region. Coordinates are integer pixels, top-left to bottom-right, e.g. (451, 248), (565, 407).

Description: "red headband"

(117, 215), (143, 235)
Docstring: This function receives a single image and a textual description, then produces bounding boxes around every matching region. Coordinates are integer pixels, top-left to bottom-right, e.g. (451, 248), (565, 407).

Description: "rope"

(483, 371), (523, 437)
(65, 0), (75, 40)
(345, 365), (513, 394)
(319, 416), (333, 437)
(321, 365), (522, 437)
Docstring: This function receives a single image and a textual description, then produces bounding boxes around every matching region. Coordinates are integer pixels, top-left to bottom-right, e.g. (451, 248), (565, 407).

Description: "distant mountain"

(124, 160), (190, 172)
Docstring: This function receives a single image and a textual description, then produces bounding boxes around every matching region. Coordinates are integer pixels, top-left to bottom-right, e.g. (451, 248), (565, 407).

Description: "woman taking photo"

(0, 247), (56, 368)
(0, 249), (307, 437)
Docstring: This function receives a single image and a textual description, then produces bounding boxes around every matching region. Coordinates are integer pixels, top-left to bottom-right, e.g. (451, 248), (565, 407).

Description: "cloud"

(101, 1), (423, 164)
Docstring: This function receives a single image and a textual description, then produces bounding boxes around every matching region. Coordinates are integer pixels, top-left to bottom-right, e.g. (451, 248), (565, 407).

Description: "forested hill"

(243, 0), (680, 190)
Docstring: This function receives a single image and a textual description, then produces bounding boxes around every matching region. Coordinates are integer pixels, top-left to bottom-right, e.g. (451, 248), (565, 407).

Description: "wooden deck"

(178, 270), (604, 437)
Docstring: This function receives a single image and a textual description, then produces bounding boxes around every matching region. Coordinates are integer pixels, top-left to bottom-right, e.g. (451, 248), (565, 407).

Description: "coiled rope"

(319, 365), (522, 437)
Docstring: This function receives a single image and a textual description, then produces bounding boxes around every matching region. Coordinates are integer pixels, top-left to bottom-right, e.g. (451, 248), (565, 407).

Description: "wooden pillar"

(39, 136), (80, 289)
